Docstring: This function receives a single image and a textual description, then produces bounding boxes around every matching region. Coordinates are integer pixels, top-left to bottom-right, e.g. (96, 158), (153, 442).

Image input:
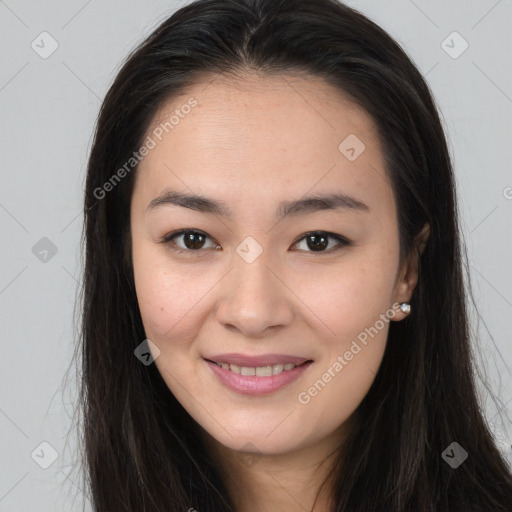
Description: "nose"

(215, 251), (294, 338)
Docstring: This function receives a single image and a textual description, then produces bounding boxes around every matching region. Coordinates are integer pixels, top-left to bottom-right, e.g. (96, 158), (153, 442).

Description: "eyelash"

(159, 229), (350, 255)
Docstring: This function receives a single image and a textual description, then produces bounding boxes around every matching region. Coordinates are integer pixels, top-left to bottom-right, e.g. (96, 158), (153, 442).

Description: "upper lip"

(205, 353), (312, 367)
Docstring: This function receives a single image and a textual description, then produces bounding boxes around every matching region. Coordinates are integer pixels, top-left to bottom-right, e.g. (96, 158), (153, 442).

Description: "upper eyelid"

(162, 229), (219, 246)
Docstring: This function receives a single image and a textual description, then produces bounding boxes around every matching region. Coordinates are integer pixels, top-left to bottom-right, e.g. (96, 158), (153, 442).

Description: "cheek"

(291, 249), (397, 342)
(293, 270), (393, 440)
(300, 271), (391, 378)
(132, 242), (212, 344)
(291, 249), (397, 406)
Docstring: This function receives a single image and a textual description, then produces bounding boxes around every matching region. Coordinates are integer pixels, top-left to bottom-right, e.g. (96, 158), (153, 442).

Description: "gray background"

(0, 0), (511, 510)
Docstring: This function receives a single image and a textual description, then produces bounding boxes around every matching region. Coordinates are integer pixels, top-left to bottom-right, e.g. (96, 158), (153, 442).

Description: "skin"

(130, 71), (430, 512)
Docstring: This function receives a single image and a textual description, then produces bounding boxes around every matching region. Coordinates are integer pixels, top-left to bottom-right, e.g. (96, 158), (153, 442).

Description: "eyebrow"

(146, 189), (370, 219)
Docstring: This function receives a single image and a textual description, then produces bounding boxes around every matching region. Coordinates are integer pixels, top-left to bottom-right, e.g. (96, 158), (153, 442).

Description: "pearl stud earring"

(399, 302), (411, 314)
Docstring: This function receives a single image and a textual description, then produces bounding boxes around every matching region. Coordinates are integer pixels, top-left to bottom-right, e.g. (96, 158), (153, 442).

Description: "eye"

(160, 229), (219, 253)
(159, 229), (350, 254)
(292, 231), (350, 253)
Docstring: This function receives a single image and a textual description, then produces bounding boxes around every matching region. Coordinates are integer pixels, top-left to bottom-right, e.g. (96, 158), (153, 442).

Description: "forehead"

(134, 72), (394, 219)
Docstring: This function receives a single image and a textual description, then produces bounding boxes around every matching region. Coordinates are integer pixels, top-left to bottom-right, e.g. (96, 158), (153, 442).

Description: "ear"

(391, 222), (430, 321)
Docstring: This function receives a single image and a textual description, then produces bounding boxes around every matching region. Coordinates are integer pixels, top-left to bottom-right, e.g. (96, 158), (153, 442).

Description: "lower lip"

(205, 359), (313, 396)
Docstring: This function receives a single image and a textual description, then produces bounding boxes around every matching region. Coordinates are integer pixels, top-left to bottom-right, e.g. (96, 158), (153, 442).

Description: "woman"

(74, 0), (512, 510)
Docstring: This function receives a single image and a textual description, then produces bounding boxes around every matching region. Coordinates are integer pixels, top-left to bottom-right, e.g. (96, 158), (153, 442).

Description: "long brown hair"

(70, 0), (512, 510)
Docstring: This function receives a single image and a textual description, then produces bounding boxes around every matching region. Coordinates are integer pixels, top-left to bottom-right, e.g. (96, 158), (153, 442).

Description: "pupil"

(184, 231), (205, 250)
(307, 233), (328, 251)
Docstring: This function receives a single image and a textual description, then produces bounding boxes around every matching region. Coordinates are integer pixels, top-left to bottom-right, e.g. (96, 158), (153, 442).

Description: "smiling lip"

(204, 353), (311, 367)
(204, 355), (313, 396)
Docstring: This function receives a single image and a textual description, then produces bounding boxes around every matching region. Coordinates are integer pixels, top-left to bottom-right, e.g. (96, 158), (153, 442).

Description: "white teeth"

(272, 364), (284, 374)
(215, 361), (299, 376)
(256, 366), (273, 377)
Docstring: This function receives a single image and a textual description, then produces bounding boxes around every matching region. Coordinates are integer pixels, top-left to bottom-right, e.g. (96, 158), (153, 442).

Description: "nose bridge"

(215, 238), (294, 335)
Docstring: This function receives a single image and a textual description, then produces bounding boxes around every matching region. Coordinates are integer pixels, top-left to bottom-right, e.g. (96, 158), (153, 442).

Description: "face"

(130, 72), (420, 457)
